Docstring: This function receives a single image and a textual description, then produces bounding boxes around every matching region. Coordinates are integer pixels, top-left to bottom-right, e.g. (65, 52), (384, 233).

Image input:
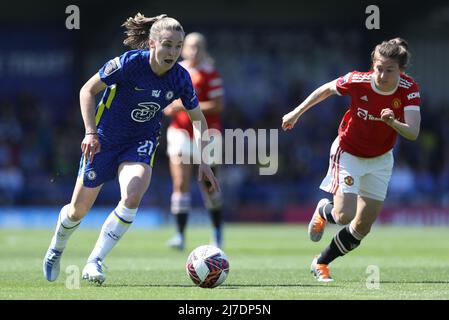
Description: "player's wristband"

(85, 132), (98, 135)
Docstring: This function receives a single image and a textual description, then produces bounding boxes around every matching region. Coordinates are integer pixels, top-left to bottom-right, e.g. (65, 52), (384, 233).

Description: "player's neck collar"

(370, 75), (399, 96)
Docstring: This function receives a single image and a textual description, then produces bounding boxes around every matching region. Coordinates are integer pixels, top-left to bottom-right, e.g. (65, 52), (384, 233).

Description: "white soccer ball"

(186, 245), (230, 288)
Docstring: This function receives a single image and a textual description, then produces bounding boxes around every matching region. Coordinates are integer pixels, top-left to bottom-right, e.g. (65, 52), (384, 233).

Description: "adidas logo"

(360, 95), (368, 101)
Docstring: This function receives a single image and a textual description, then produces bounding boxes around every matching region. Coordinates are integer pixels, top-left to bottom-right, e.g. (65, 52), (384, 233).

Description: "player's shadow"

(104, 280), (449, 288)
(104, 283), (331, 288)
(380, 280), (449, 284)
(215, 284), (330, 289)
(342, 280), (449, 284)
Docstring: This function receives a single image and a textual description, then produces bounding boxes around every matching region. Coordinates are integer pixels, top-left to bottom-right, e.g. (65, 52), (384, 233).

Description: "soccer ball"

(186, 245), (230, 288)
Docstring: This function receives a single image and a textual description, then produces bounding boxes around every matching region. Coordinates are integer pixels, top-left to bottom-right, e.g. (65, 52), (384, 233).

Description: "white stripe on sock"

(349, 223), (365, 241)
(334, 233), (349, 254)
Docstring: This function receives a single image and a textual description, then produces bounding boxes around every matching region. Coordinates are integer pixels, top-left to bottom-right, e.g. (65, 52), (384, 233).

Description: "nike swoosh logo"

(134, 87), (146, 91)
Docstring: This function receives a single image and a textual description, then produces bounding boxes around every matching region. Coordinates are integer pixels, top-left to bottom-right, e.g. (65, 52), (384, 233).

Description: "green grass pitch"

(1, 224), (449, 299)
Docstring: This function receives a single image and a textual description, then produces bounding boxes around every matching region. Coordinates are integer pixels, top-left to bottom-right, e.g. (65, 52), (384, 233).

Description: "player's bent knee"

(66, 204), (88, 222)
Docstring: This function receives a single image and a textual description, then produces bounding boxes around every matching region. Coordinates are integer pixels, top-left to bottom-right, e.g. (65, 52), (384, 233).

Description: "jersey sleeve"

(179, 70), (199, 110)
(404, 82), (421, 111)
(98, 51), (138, 86)
(205, 70), (225, 100)
(99, 56), (125, 86)
(334, 72), (354, 96)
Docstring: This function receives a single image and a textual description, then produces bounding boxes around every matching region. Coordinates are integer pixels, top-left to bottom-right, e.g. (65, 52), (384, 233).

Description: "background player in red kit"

(282, 38), (421, 282)
(164, 32), (225, 250)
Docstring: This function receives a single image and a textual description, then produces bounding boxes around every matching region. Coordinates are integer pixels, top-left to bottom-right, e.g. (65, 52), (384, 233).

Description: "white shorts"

(319, 137), (394, 201)
(166, 127), (222, 166)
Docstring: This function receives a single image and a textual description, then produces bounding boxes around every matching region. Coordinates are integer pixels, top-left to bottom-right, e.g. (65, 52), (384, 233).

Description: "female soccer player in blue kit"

(43, 13), (219, 284)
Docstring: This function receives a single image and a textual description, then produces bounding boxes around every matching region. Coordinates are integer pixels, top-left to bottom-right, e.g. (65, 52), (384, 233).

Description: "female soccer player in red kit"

(282, 38), (421, 282)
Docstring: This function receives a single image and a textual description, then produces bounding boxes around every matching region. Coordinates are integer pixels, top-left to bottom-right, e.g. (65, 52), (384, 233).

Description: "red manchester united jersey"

(170, 61), (224, 137)
(335, 71), (421, 157)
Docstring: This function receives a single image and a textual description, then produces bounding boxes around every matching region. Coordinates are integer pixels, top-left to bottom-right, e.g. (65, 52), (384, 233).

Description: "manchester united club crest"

(392, 98), (402, 109)
(344, 176), (354, 186)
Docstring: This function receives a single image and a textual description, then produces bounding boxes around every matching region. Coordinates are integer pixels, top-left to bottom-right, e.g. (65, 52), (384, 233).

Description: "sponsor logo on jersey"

(131, 102), (161, 122)
(357, 108), (382, 121)
(392, 98), (402, 109)
(152, 90), (161, 98)
(344, 176), (354, 186)
(407, 92), (420, 100)
(86, 170), (97, 181)
(360, 95), (368, 102)
(357, 108), (368, 120)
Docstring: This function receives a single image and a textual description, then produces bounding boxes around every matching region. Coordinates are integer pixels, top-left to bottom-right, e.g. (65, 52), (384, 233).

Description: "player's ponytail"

(122, 13), (184, 49)
(389, 37), (409, 51)
(371, 37), (411, 70)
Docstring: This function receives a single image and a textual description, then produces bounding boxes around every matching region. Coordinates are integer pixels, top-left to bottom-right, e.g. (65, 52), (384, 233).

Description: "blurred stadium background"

(1, 0), (449, 228)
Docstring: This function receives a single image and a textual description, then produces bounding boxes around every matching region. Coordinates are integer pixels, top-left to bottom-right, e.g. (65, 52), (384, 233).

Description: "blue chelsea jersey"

(96, 49), (198, 146)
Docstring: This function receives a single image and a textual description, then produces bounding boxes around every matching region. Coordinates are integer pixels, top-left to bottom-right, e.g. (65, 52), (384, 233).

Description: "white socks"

(50, 204), (81, 251)
(49, 203), (138, 264)
(87, 204), (137, 262)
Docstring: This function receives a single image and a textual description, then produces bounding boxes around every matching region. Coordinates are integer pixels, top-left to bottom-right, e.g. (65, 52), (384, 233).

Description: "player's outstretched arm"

(79, 73), (107, 162)
(186, 106), (220, 192)
(281, 80), (337, 131)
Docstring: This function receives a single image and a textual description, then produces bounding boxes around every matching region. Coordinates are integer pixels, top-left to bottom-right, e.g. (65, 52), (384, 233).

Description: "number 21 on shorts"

(137, 140), (154, 156)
